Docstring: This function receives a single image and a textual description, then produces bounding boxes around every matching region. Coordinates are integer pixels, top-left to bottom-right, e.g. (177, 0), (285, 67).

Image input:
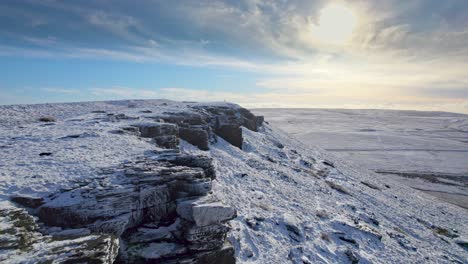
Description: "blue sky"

(1, 0), (467, 113)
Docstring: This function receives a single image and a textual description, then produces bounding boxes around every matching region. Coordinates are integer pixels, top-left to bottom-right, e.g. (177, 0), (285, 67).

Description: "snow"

(0, 99), (233, 200)
(183, 121), (468, 263)
(1, 101), (467, 263)
(253, 108), (468, 209)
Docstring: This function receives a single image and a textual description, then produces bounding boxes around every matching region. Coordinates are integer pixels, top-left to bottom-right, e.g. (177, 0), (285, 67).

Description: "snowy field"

(253, 108), (468, 209)
(0, 101), (467, 263)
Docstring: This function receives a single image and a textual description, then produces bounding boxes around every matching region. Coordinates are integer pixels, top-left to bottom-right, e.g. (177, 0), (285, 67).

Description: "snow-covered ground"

(253, 108), (468, 209)
(1, 101), (467, 263)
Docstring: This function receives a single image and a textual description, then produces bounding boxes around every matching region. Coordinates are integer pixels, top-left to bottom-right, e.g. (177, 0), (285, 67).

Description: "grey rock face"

(179, 126), (210, 150)
(149, 105), (264, 150)
(132, 122), (179, 149)
(133, 122), (178, 138)
(5, 103), (263, 263)
(0, 207), (119, 263)
(215, 125), (243, 148)
(177, 197), (237, 227)
(10, 195), (44, 208)
(16, 151), (235, 263)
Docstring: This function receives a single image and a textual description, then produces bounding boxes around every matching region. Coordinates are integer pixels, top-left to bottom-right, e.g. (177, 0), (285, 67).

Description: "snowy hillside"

(253, 108), (468, 210)
(0, 100), (467, 263)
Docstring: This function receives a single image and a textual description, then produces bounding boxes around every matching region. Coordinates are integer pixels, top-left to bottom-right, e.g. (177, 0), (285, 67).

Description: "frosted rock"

(0, 207), (119, 263)
(137, 242), (187, 260)
(132, 122), (178, 138)
(179, 126), (210, 150)
(177, 198), (237, 227)
(282, 213), (303, 239)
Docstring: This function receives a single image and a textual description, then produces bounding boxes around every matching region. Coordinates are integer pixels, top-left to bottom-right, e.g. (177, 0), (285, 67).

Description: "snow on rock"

(177, 196), (237, 227)
(0, 202), (119, 264)
(0, 99), (467, 263)
(0, 100), (261, 263)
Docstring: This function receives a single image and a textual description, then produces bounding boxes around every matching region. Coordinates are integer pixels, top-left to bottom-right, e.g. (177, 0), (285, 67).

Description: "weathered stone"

(8, 106), (260, 263)
(50, 228), (91, 238)
(132, 122), (178, 138)
(127, 219), (180, 244)
(162, 154), (216, 180)
(129, 242), (188, 262)
(25, 151), (235, 263)
(0, 207), (119, 263)
(187, 241), (236, 264)
(256, 116), (265, 127)
(168, 179), (212, 199)
(11, 195), (44, 208)
(153, 135), (179, 149)
(179, 126), (210, 150)
(159, 112), (207, 126)
(184, 224), (231, 251)
(282, 213), (303, 240)
(149, 105), (263, 150)
(177, 198), (236, 227)
(215, 125), (243, 149)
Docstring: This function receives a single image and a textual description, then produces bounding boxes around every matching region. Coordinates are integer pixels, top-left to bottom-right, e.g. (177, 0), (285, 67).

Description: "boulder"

(177, 198), (237, 227)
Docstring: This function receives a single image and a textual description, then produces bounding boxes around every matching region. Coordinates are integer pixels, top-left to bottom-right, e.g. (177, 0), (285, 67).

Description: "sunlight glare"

(311, 3), (357, 44)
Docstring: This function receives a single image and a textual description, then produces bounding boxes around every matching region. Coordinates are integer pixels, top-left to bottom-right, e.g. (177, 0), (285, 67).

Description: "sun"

(311, 3), (357, 44)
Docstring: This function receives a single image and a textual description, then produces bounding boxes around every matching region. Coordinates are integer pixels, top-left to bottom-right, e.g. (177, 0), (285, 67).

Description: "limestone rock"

(18, 151), (235, 263)
(215, 125), (243, 148)
(10, 195), (44, 208)
(147, 104), (264, 150)
(0, 207), (119, 263)
(177, 198), (237, 227)
(179, 126), (210, 150)
(132, 122), (178, 139)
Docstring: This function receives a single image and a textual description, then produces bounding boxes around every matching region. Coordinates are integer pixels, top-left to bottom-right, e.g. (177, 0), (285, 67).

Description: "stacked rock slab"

(7, 104), (264, 263)
(133, 122), (180, 149)
(150, 105), (264, 150)
(0, 207), (119, 263)
(15, 151), (236, 263)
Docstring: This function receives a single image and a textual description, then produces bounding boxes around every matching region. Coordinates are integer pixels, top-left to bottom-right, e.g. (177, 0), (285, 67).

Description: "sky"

(1, 0), (468, 113)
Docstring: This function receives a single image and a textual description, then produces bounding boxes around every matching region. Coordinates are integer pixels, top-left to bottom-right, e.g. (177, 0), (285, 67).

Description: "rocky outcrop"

(6, 103), (263, 263)
(148, 104), (264, 150)
(192, 105), (263, 149)
(179, 126), (210, 150)
(133, 122), (180, 149)
(0, 207), (119, 263)
(10, 149), (235, 263)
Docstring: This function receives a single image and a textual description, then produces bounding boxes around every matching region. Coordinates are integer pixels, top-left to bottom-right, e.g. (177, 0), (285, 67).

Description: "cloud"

(42, 88), (80, 94)
(1, 0), (468, 113)
(90, 88), (159, 98)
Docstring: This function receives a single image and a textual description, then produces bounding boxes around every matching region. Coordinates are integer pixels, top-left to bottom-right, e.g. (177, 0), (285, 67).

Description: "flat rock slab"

(177, 197), (237, 227)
